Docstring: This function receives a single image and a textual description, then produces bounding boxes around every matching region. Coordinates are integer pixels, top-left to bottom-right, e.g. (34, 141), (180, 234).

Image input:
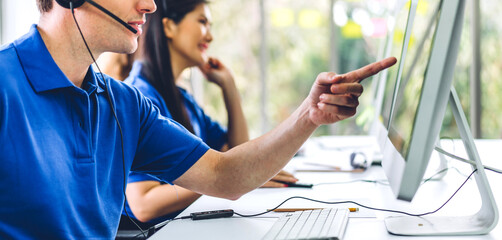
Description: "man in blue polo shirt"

(0, 0), (396, 238)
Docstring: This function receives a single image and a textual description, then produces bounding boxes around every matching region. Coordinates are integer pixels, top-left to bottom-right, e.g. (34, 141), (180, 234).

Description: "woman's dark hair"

(140, 0), (208, 133)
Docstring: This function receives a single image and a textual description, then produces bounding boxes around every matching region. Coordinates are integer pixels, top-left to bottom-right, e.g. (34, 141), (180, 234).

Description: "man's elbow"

(216, 189), (246, 201)
(129, 206), (156, 223)
(224, 194), (242, 201)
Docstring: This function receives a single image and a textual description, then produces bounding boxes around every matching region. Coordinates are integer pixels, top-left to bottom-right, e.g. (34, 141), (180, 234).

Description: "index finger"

(277, 170), (296, 178)
(335, 57), (397, 83)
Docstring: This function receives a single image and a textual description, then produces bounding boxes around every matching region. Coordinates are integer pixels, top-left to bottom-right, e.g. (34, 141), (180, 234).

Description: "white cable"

(434, 146), (502, 174)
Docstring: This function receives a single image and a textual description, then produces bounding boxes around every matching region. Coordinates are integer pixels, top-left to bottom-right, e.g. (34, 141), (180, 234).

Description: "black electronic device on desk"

(276, 181), (313, 188)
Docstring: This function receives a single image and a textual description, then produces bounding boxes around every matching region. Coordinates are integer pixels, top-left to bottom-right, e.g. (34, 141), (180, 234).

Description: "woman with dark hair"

(120, 0), (298, 228)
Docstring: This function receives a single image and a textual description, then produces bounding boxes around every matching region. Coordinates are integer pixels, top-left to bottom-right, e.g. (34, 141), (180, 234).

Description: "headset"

(55, 0), (138, 34)
(350, 151), (368, 170)
(56, 0), (147, 237)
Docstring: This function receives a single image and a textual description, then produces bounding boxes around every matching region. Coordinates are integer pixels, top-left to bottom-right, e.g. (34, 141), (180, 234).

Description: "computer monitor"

(381, 0), (440, 201)
(371, 0), (417, 147)
(380, 0), (498, 235)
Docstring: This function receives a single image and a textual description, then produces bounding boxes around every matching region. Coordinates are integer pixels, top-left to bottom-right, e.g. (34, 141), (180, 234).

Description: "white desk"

(150, 139), (502, 240)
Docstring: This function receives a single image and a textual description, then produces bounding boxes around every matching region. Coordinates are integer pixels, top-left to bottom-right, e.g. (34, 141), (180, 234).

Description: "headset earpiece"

(55, 0), (86, 9)
(350, 152), (368, 170)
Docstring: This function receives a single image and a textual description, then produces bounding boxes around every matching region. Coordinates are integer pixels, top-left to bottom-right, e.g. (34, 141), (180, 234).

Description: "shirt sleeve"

(125, 77), (173, 118)
(130, 91), (210, 184)
(200, 111), (227, 151)
(128, 171), (165, 184)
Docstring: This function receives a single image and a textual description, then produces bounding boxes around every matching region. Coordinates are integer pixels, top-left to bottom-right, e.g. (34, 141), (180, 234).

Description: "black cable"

(69, 3), (146, 238)
(421, 166), (474, 183)
(135, 152), (500, 235)
(144, 166), (492, 235)
(234, 169), (477, 218)
(131, 216), (191, 239)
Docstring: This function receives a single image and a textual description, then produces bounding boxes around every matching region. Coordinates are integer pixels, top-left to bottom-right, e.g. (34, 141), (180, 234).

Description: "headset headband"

(55, 0), (86, 9)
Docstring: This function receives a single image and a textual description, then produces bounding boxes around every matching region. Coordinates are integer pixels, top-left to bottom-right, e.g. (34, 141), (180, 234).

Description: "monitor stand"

(384, 87), (499, 236)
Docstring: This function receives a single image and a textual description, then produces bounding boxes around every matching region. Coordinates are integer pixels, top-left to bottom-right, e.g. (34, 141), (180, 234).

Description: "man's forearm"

(212, 99), (317, 198)
(174, 99), (316, 200)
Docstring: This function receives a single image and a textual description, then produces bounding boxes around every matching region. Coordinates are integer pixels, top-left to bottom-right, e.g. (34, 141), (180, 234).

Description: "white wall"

(0, 0), (2, 44)
(1, 0), (39, 45)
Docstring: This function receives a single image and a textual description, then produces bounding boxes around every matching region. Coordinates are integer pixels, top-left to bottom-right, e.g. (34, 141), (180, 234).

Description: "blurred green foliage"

(199, 0), (502, 140)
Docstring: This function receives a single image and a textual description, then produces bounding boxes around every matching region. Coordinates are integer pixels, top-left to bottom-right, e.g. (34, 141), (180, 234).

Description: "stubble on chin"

(107, 37), (139, 54)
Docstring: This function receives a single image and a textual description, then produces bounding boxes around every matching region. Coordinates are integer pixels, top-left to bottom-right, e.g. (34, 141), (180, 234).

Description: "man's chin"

(114, 42), (138, 55)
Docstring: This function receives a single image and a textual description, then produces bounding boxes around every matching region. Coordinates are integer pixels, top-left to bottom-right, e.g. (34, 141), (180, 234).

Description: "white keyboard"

(263, 208), (349, 240)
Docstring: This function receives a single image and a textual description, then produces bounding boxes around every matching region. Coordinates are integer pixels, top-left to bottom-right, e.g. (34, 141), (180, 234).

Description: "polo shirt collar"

(84, 68), (106, 95)
(14, 24), (104, 94)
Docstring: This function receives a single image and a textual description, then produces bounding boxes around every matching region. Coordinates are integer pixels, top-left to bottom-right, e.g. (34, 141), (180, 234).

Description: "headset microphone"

(55, 0), (138, 34)
(59, 0), (145, 236)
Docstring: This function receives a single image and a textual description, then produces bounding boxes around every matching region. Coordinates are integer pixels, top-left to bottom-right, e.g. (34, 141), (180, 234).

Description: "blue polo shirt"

(125, 61), (228, 153)
(122, 62), (227, 223)
(0, 25), (209, 239)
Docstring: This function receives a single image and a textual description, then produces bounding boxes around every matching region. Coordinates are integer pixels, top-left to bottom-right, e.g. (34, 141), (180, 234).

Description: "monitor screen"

(379, 0), (418, 130)
(371, 0), (417, 144)
(387, 0), (442, 158)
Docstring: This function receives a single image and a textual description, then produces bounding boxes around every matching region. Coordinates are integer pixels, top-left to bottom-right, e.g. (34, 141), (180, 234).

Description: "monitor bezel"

(381, 0), (465, 201)
(370, 0), (414, 139)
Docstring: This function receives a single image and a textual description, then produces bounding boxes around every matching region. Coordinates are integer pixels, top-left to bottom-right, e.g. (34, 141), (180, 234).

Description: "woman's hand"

(261, 170), (299, 188)
(198, 57), (234, 88)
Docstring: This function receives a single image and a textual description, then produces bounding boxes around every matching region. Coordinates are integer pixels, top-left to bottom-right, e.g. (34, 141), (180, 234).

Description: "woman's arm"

(126, 181), (201, 223)
(200, 58), (249, 148)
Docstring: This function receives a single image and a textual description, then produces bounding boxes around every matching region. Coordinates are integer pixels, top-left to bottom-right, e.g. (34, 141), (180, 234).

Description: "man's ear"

(162, 17), (177, 39)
